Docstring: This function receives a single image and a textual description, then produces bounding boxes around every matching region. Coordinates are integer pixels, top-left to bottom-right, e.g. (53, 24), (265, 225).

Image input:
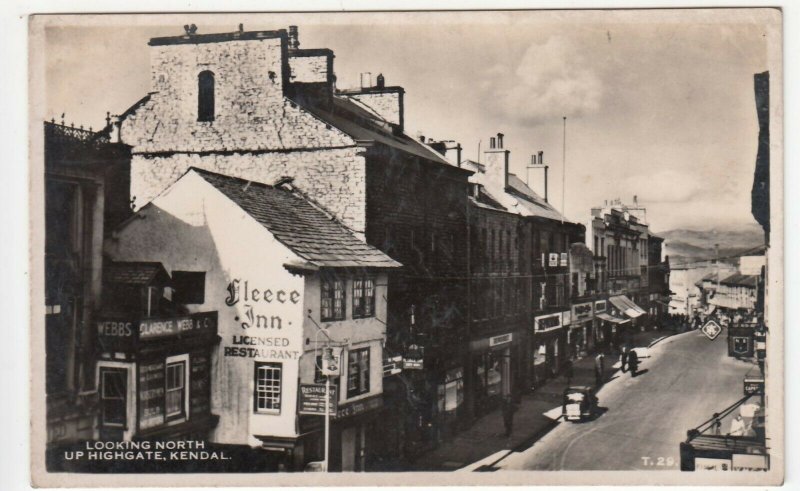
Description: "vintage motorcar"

(562, 386), (599, 422)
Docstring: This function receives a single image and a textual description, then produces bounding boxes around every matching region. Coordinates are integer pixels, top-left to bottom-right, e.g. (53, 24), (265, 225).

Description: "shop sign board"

(96, 312), (218, 351)
(549, 253), (559, 267)
(298, 384), (338, 415)
(701, 320), (722, 340)
(334, 394), (382, 420)
(572, 302), (593, 320)
(562, 310), (572, 326)
(489, 333), (513, 347)
(535, 313), (562, 332)
(594, 300), (607, 313)
(560, 252), (568, 267)
(383, 356), (403, 376)
(744, 376), (764, 396)
(695, 457), (732, 471)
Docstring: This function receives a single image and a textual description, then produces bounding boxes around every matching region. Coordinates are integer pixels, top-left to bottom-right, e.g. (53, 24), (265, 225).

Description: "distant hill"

(655, 223), (765, 267)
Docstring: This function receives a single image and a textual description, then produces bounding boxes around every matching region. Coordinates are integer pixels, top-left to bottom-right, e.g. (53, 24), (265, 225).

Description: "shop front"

(531, 313), (565, 388)
(609, 294), (648, 330)
(470, 332), (518, 415)
(570, 301), (595, 357)
(297, 393), (384, 471)
(94, 311), (219, 442)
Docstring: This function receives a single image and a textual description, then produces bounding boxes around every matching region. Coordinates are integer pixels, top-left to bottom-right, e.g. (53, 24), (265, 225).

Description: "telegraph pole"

(562, 116), (567, 222)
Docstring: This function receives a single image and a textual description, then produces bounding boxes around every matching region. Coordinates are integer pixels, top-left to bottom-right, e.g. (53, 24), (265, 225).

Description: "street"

(496, 329), (757, 471)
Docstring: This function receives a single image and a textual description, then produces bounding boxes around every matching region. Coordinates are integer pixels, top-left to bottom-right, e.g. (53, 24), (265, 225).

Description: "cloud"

(480, 36), (604, 126)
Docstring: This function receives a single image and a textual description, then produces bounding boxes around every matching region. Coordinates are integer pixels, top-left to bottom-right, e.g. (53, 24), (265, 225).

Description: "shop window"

(165, 356), (187, 420)
(172, 271), (205, 304)
(254, 362), (282, 413)
(321, 278), (346, 321)
(353, 278), (375, 318)
(100, 367), (127, 428)
(197, 71), (215, 122)
(347, 348), (370, 398)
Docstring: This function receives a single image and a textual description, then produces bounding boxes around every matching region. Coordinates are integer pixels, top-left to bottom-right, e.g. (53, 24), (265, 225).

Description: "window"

(100, 368), (127, 427)
(254, 362), (282, 413)
(165, 358), (187, 420)
(198, 71), (215, 122)
(321, 278), (346, 321)
(347, 348), (370, 398)
(353, 278), (375, 318)
(172, 271), (205, 304)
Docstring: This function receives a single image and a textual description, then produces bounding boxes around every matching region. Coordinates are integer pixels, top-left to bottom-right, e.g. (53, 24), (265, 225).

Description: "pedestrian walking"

(594, 353), (605, 387)
(620, 345), (628, 372)
(712, 412), (722, 435)
(627, 349), (639, 377)
(564, 359), (574, 384)
(501, 395), (517, 437)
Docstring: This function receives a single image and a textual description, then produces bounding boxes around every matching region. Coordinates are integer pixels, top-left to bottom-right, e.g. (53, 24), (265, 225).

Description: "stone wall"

(120, 38), (352, 154)
(289, 54), (329, 83)
(130, 147), (367, 234)
(346, 90), (403, 128)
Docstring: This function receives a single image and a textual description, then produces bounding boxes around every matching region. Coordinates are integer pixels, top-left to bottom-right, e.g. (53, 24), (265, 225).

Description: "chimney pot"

(490, 137), (496, 149)
(288, 26), (299, 49)
(538, 150), (544, 163)
(497, 133), (504, 149)
(376, 73), (385, 88)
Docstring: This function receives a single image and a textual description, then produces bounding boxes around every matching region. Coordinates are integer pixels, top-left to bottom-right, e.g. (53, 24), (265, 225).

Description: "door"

(99, 367), (127, 440)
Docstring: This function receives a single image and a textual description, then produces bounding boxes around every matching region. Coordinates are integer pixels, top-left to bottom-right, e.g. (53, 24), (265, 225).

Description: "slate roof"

(719, 273), (759, 288)
(104, 261), (170, 286)
(193, 168), (401, 269)
(506, 173), (569, 222)
(299, 95), (457, 167)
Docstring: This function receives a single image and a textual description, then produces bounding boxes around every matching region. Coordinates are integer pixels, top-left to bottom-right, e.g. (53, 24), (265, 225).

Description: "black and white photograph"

(25, 7), (784, 487)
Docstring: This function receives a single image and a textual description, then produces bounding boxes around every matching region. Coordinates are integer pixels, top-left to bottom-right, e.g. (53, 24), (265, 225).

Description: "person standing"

(628, 349), (639, 377)
(595, 353), (605, 387)
(501, 395), (517, 437)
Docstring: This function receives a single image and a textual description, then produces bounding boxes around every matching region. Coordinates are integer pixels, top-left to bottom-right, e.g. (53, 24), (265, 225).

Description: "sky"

(41, 10), (775, 233)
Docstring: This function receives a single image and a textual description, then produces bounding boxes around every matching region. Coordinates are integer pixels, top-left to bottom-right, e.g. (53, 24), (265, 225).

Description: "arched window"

(198, 71), (215, 122)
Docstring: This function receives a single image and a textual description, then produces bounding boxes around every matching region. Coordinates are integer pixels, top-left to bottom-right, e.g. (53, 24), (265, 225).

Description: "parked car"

(562, 386), (599, 422)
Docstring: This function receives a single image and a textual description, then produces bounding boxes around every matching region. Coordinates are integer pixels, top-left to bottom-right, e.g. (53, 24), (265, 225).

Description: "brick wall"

(129, 148), (367, 234)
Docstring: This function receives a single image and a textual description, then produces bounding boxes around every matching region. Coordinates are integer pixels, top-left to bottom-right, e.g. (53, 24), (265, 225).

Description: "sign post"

(320, 346), (339, 472)
(701, 320), (722, 340)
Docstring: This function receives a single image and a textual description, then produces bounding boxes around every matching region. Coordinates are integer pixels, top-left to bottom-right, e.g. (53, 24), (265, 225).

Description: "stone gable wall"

(130, 148), (367, 235)
(120, 39), (353, 153)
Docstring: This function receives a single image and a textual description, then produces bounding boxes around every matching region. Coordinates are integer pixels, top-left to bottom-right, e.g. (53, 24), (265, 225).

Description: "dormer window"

(198, 71), (215, 122)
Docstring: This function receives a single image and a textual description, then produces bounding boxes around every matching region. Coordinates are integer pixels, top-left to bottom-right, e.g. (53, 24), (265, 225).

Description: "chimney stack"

(484, 132), (510, 189)
(288, 26), (300, 49)
(525, 149), (549, 202)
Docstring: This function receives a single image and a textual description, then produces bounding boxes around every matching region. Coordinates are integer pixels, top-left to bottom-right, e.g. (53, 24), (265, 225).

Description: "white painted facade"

(105, 170), (388, 447)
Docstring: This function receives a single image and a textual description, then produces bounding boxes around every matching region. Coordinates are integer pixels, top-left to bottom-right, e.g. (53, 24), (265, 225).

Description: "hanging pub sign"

(383, 355), (403, 376)
(560, 252), (568, 267)
(549, 253), (559, 267)
(403, 344), (424, 369)
(298, 383), (338, 415)
(535, 313), (562, 333)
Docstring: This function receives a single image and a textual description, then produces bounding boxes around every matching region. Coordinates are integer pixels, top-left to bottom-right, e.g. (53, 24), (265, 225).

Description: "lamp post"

(320, 346), (339, 472)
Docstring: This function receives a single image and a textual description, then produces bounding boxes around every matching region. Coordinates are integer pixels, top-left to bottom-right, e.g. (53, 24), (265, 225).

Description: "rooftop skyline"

(42, 10), (774, 232)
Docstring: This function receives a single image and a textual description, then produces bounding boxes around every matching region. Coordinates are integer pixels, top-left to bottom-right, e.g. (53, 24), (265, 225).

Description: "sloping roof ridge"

(188, 166), (276, 191)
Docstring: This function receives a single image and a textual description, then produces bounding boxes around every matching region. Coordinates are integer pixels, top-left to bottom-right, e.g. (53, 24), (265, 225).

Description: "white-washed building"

(104, 167), (399, 470)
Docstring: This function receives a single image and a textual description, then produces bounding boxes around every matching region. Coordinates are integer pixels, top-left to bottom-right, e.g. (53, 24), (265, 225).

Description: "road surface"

(497, 329), (758, 470)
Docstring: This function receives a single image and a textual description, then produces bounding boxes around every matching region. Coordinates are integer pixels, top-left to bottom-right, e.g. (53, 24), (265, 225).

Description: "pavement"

(409, 328), (677, 472)
(495, 328), (758, 471)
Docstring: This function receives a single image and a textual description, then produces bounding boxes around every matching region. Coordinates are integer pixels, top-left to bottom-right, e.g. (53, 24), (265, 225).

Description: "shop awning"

(597, 312), (630, 324)
(610, 295), (647, 319)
